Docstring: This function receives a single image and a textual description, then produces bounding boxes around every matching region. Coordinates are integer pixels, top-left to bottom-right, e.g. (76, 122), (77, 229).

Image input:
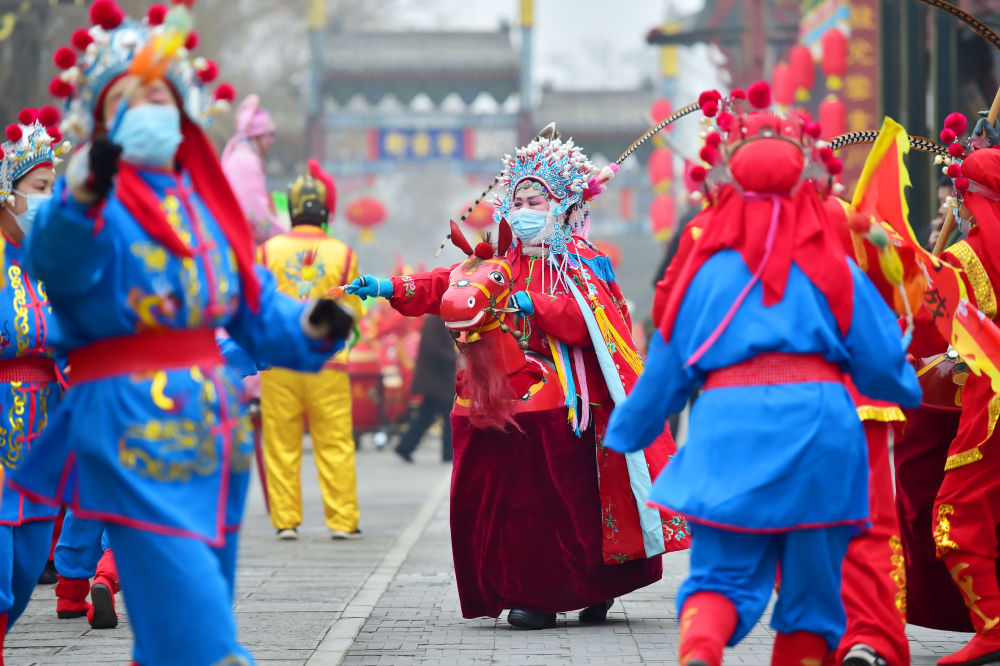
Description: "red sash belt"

(703, 353), (843, 390)
(68, 329), (223, 386)
(0, 357), (58, 384)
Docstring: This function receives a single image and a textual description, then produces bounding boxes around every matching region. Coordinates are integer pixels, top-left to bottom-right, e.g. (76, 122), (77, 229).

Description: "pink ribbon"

(685, 191), (783, 367)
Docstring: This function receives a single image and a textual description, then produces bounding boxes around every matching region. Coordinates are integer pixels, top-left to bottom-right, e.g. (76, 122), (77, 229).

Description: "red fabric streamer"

(659, 139), (854, 342)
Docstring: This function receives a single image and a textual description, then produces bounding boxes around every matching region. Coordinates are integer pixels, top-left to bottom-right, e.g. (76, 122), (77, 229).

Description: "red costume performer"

(927, 144), (1000, 666)
(347, 134), (689, 629)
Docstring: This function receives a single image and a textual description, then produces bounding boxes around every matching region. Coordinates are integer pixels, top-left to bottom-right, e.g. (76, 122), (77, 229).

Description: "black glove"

(86, 138), (123, 200)
(307, 298), (355, 341)
(974, 111), (1000, 147)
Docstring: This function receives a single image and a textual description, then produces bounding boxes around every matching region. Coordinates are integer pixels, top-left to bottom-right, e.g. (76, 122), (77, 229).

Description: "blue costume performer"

(8, 2), (353, 663)
(604, 83), (921, 666)
(0, 106), (71, 652)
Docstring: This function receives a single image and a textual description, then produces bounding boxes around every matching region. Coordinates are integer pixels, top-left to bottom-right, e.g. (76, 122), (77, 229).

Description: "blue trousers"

(54, 508), (109, 579)
(0, 520), (56, 628)
(677, 523), (853, 649)
(104, 524), (251, 665)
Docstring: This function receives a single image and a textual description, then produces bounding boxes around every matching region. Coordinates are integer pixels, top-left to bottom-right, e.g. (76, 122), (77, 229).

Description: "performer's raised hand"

(974, 110), (1000, 147)
(302, 298), (355, 342)
(66, 139), (123, 204)
(345, 275), (392, 301)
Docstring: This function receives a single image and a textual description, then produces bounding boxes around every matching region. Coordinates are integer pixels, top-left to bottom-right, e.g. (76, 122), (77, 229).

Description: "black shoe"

(507, 608), (556, 630)
(57, 609), (88, 619)
(579, 599), (614, 623)
(394, 446), (414, 463)
(38, 560), (58, 585)
(331, 528), (363, 540)
(843, 644), (888, 666)
(88, 582), (118, 629)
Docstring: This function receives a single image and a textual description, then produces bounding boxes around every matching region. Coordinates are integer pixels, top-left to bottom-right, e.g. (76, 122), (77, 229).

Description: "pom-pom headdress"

(50, 0), (235, 142)
(0, 107), (71, 205)
(492, 136), (598, 223)
(685, 81), (842, 202)
(931, 110), (998, 234)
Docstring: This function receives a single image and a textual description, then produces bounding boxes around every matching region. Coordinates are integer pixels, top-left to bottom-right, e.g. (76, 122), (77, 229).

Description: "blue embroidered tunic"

(0, 240), (61, 525)
(604, 251), (922, 531)
(9, 169), (342, 544)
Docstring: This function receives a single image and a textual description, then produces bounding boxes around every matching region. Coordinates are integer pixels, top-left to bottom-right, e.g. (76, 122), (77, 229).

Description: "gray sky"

(389, 0), (707, 90)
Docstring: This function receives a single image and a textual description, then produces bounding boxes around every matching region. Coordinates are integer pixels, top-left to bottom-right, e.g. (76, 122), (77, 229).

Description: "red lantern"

(649, 194), (676, 242)
(461, 200), (495, 231)
(650, 99), (673, 126)
(772, 62), (795, 108)
(594, 239), (622, 270)
(821, 29), (848, 91)
(789, 45), (815, 102)
(648, 148), (674, 190)
(346, 197), (387, 243)
(819, 95), (847, 140)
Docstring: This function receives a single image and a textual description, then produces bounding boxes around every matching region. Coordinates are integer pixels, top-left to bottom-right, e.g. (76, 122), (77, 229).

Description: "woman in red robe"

(348, 136), (688, 629)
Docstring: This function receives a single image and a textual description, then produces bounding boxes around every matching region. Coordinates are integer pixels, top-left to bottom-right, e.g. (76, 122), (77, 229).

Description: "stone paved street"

(3, 436), (977, 664)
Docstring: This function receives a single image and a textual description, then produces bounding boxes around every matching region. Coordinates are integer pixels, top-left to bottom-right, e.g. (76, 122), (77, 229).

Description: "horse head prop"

(439, 220), (562, 430)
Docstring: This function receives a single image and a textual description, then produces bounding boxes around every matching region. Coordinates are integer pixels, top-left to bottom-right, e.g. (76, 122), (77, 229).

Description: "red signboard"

(841, 0), (880, 188)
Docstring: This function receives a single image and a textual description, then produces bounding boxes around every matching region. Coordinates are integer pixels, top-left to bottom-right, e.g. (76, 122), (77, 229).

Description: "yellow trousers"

(260, 368), (359, 532)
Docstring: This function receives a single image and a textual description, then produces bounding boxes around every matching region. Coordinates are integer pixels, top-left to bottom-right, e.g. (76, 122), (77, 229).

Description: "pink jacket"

(221, 140), (286, 245)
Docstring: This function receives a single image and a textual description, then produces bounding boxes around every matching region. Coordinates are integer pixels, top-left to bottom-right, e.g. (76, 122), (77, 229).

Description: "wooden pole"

(933, 208), (955, 256)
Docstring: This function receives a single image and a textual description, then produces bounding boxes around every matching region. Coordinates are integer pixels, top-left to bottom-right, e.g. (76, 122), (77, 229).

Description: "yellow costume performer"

(258, 161), (364, 539)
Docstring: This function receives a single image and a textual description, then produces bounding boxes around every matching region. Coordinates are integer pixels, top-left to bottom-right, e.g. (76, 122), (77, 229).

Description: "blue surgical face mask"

(509, 208), (549, 242)
(112, 104), (183, 167)
(10, 191), (52, 235)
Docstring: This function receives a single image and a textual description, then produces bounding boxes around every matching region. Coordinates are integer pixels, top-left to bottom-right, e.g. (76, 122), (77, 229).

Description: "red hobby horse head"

(439, 219), (514, 337)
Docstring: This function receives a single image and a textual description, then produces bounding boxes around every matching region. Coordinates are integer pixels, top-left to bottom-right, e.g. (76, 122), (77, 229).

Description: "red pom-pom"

(698, 91), (715, 109)
(0, 147), (5, 161)
(198, 60), (219, 83)
(5, 125), (22, 142)
(17, 109), (36, 125)
(689, 165), (708, 183)
(819, 146), (835, 163)
(804, 121), (822, 140)
(39, 106), (60, 128)
(730, 89), (746, 101)
(716, 111), (735, 132)
(948, 142), (965, 158)
(848, 211), (870, 234)
(90, 0), (124, 30)
(49, 77), (73, 98)
(171, 0), (196, 7)
(53, 46), (77, 70)
(473, 242), (495, 260)
(46, 127), (62, 143)
(702, 101), (718, 118)
(955, 177), (970, 192)
(747, 81), (772, 109)
(705, 132), (722, 148)
(185, 31), (199, 50)
(947, 163), (963, 178)
(945, 112), (968, 135)
(699, 145), (719, 165)
(940, 129), (957, 144)
(71, 28), (94, 51)
(147, 4), (168, 25)
(826, 158), (844, 175)
(214, 82), (236, 102)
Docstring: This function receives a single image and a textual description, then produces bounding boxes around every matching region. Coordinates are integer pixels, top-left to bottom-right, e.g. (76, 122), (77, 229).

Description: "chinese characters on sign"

(373, 128), (467, 162)
(842, 0), (880, 186)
